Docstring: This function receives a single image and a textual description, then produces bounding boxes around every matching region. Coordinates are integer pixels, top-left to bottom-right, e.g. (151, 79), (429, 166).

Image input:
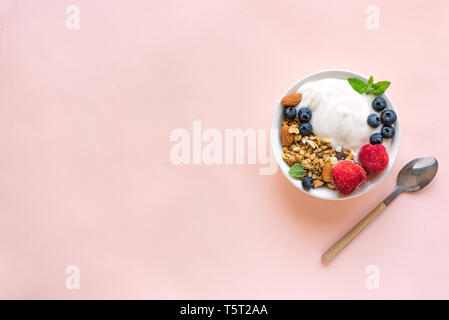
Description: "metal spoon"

(322, 157), (438, 264)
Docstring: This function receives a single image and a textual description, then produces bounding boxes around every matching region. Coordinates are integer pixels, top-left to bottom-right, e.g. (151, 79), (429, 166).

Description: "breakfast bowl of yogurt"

(271, 69), (400, 200)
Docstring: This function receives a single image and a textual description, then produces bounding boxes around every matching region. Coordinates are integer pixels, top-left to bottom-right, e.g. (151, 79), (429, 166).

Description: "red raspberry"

(332, 160), (367, 195)
(358, 144), (389, 174)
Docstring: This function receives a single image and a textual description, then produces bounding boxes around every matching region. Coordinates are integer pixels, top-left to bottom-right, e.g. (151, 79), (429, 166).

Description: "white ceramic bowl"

(270, 69), (401, 200)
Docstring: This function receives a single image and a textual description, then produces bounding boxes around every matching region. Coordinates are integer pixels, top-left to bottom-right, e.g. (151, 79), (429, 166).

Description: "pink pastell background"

(0, 0), (448, 299)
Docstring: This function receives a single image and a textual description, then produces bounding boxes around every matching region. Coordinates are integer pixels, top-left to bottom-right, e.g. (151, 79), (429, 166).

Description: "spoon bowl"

(397, 157), (438, 192)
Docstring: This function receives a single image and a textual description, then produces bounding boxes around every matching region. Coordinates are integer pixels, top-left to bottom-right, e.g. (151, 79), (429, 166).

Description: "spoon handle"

(321, 188), (401, 263)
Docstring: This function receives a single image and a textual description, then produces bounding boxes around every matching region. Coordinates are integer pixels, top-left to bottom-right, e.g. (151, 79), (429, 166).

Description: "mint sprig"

(288, 163), (306, 178)
(348, 76), (390, 96)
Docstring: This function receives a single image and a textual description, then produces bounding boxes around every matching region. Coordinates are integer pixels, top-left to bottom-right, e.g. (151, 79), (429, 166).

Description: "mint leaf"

(372, 81), (391, 95)
(348, 75), (391, 95)
(348, 78), (366, 94)
(288, 163), (306, 178)
(365, 76), (374, 94)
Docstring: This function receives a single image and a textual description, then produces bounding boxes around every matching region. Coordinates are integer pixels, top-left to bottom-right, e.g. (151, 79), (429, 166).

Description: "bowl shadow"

(272, 170), (371, 230)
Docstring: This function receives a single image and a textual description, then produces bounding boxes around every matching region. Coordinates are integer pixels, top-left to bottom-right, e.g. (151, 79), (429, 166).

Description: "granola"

(281, 117), (354, 189)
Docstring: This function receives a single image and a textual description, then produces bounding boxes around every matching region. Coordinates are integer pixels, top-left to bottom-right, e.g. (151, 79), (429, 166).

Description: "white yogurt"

(297, 78), (373, 153)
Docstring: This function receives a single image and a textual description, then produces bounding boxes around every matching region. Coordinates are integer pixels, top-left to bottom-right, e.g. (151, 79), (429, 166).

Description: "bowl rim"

(270, 69), (401, 200)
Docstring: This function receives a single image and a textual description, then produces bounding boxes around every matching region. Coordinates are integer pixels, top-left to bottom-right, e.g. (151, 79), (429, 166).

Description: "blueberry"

(380, 109), (397, 125)
(370, 133), (383, 145)
(283, 107), (297, 119)
(299, 122), (313, 135)
(302, 177), (314, 190)
(372, 97), (387, 112)
(367, 114), (381, 128)
(381, 125), (395, 139)
(298, 107), (312, 122)
(336, 152), (346, 160)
